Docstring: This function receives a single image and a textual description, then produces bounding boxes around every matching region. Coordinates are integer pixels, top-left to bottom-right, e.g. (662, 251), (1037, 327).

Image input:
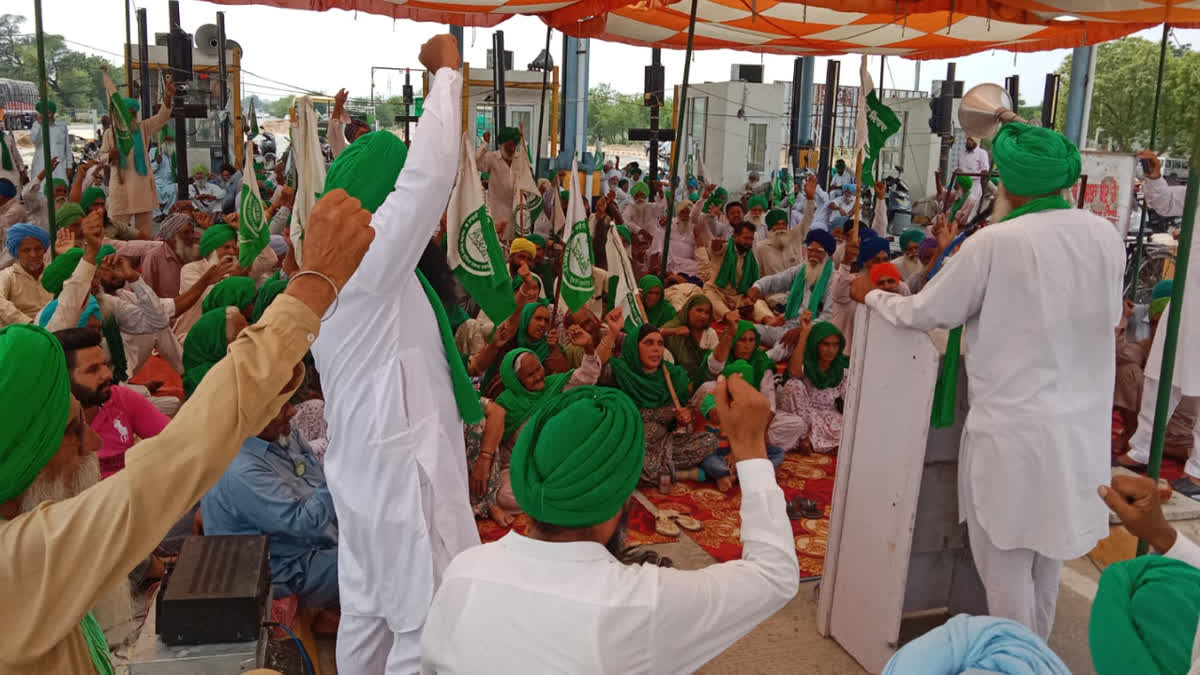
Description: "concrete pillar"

(1064, 45), (1093, 147)
(798, 56), (815, 145)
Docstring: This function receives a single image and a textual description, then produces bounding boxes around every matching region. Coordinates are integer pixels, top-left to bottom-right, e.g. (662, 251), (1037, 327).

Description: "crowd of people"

(2, 30), (1200, 675)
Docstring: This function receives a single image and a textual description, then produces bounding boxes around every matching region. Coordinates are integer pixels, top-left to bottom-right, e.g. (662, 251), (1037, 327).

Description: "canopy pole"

(33, 0), (56, 254)
(1130, 23), (1171, 303)
(659, 0), (699, 279)
(534, 26), (552, 179)
(1137, 100), (1199, 556)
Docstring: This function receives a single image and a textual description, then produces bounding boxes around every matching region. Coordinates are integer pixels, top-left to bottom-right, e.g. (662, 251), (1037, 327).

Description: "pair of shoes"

(1172, 477), (1200, 500)
(655, 509), (703, 536)
(619, 547), (675, 568)
(787, 497), (822, 520)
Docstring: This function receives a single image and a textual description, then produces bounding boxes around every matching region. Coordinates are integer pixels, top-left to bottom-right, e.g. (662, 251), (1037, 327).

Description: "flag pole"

(851, 149), (863, 243)
(659, 0), (700, 278)
(33, 0), (57, 254)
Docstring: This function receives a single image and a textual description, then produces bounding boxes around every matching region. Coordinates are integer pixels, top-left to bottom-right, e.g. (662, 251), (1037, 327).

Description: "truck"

(0, 78), (37, 129)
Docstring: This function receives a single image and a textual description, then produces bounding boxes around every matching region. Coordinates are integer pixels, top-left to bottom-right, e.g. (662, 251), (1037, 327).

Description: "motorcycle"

(884, 166), (913, 236)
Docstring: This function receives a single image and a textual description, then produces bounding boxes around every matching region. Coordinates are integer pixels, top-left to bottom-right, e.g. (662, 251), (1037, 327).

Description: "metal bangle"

(288, 269), (339, 322)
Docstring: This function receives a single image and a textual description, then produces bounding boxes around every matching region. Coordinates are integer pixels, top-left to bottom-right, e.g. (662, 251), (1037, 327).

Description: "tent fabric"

(204, 0), (1167, 60)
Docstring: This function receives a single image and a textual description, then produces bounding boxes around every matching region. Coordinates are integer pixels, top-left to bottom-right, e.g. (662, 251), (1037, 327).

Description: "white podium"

(816, 305), (987, 673)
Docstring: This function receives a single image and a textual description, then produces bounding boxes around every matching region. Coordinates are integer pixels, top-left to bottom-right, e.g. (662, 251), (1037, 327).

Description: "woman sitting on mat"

(776, 319), (850, 454)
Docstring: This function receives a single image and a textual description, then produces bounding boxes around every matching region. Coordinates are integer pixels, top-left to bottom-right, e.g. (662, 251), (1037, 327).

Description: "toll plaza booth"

(817, 305), (988, 673)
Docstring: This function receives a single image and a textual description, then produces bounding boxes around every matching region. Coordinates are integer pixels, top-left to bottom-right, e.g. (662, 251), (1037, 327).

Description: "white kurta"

(865, 208), (1124, 559)
(957, 146), (990, 203)
(29, 120), (72, 182)
(311, 67), (474, 632)
(1142, 177), (1200, 395)
(476, 147), (516, 242)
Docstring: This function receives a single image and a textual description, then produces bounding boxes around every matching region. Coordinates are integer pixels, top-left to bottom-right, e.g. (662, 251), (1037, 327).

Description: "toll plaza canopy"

(206, 0), (1198, 58)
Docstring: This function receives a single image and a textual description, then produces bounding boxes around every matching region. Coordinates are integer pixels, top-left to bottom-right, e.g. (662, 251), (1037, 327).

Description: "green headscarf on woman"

(662, 294), (712, 388)
(609, 324), (691, 409)
(494, 348), (571, 437)
(182, 308), (231, 398)
(624, 275), (677, 333)
(726, 320), (776, 387)
(801, 321), (849, 390)
(516, 299), (551, 361)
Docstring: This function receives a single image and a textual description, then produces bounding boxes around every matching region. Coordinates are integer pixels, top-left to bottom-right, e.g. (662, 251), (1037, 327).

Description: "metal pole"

(659, 0), (698, 279)
(937, 63), (955, 179)
(1064, 45), (1092, 146)
(789, 57), (802, 175)
(124, 0), (133, 94)
(1138, 104), (1199, 556)
(649, 48), (662, 197)
(169, 1), (188, 205)
(816, 60), (840, 190)
(137, 9), (151, 117)
(534, 25), (552, 179)
(217, 13), (229, 168)
(1130, 23), (1171, 304)
(491, 31), (507, 145)
(33, 0), (56, 253)
(798, 57), (815, 147)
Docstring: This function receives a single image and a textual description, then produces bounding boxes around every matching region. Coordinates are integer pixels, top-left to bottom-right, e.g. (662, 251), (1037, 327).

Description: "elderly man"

(0, 186), (373, 674)
(175, 221), (276, 340)
(101, 79), (176, 238)
(53, 201), (165, 265)
(78, 184), (140, 242)
(755, 182), (818, 279)
(1120, 151), (1200, 497)
(621, 181), (666, 238)
(310, 35), (475, 674)
(957, 136), (990, 206)
(745, 195), (770, 243)
(30, 101), (72, 182)
(0, 223), (52, 325)
(19, 159), (66, 231)
(895, 229), (927, 280)
(748, 227), (837, 343)
(53, 327), (169, 478)
(202, 399), (339, 609)
(140, 213), (201, 298)
(849, 122), (1124, 639)
(830, 235), (909, 353)
(422, 379), (798, 672)
(189, 165), (225, 211)
(476, 127), (523, 243)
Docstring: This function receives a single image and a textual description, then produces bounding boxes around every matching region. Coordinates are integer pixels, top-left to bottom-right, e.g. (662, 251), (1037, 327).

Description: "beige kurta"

(0, 262), (51, 326)
(476, 148), (516, 241)
(173, 246), (278, 341)
(701, 246), (773, 322)
(0, 295), (317, 675)
(100, 104), (172, 217)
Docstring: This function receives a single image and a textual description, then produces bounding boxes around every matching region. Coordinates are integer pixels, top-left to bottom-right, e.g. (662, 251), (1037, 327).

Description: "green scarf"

(662, 295), (712, 388)
(931, 194), (1071, 428)
(516, 299), (551, 361)
(416, 269), (483, 425)
(948, 174), (973, 221)
(510, 385), (644, 527)
(202, 276), (257, 314)
(494, 348), (571, 437)
(727, 321), (776, 386)
(785, 258), (832, 321)
(250, 273), (288, 323)
(182, 308), (230, 399)
(802, 321), (849, 390)
(625, 275), (677, 333)
(609, 328), (691, 408)
(714, 239), (760, 295)
(81, 611), (115, 675)
(0, 131), (12, 171)
(1089, 555), (1200, 675)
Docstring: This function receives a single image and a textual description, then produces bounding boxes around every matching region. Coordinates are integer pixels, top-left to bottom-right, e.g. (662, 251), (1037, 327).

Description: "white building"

(466, 66), (557, 161)
(678, 80), (791, 197)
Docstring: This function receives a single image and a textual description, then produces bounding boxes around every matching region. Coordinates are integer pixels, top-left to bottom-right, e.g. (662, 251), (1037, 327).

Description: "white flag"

(855, 54), (871, 157)
(605, 224), (643, 329)
(560, 161), (595, 313)
(289, 96), (326, 266)
(510, 135), (542, 238)
(447, 132), (516, 321)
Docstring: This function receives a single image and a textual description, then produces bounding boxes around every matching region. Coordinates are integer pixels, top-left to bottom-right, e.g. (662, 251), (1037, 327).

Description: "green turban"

(722, 359), (755, 383)
(992, 122), (1081, 197)
(0, 324), (71, 503)
(52, 179), (67, 191)
(55, 202), (84, 231)
(954, 174), (973, 192)
(526, 233), (547, 248)
(182, 308), (231, 398)
(35, 100), (56, 115)
(250, 274), (288, 323)
(510, 385), (644, 528)
(496, 127), (521, 145)
(41, 248), (84, 295)
(202, 276), (256, 314)
(192, 164), (209, 176)
(631, 182), (649, 199)
(80, 187), (106, 212)
(198, 224), (236, 259)
(700, 394), (717, 420)
(1089, 555), (1200, 675)
(747, 195), (768, 211)
(899, 229), (925, 251)
(765, 209), (788, 229)
(96, 244), (116, 263)
(324, 130), (408, 214)
(714, 187), (728, 202)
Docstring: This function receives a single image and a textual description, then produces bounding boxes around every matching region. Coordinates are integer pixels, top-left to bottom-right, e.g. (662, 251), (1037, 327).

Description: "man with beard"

(747, 228), (837, 353)
(621, 181), (667, 238)
(54, 202), (166, 264)
(101, 77), (176, 238)
(755, 178), (819, 279)
(700, 222), (776, 324)
(0, 186), (373, 674)
(829, 158), (850, 191)
(830, 235), (910, 353)
(957, 136), (989, 206)
(53, 327), (168, 478)
(174, 220), (277, 340)
(745, 194), (769, 242)
(310, 35), (484, 674)
(0, 223), (52, 325)
(141, 213), (202, 298)
(477, 127), (523, 243)
(422, 377), (798, 673)
(895, 229), (927, 280)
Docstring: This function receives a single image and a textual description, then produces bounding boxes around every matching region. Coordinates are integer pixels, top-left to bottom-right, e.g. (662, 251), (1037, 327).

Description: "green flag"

(237, 141), (269, 269)
(102, 70), (134, 159)
(856, 54), (901, 188)
(248, 98), (260, 139)
(560, 160), (594, 313)
(448, 132), (516, 321)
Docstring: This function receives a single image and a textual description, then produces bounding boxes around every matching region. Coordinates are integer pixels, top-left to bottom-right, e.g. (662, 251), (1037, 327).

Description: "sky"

(13, 0), (1199, 106)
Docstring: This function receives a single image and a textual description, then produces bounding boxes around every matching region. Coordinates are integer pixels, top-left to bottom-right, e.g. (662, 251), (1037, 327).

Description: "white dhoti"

(1127, 375), (1200, 479)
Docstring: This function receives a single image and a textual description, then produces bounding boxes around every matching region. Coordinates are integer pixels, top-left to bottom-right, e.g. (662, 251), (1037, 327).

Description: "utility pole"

(628, 48), (673, 201)
(937, 62), (956, 179)
(216, 12), (229, 167)
(491, 31), (507, 143)
(788, 57), (802, 175)
(136, 9), (151, 115)
(168, 1), (190, 202)
(816, 60), (840, 190)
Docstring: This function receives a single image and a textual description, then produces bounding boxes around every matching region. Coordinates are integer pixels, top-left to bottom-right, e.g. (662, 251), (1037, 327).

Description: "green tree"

(1055, 36), (1200, 154)
(588, 83), (651, 144)
(373, 96), (409, 130)
(0, 14), (123, 112)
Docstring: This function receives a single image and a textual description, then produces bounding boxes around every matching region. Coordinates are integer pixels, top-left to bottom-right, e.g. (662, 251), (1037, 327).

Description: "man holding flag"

(100, 68), (175, 238)
(448, 130), (516, 323)
(477, 127), (523, 243)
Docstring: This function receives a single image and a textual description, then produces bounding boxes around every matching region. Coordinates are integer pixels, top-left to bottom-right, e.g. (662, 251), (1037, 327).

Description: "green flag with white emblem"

(237, 141), (269, 269)
(561, 160), (594, 313)
(448, 132), (516, 321)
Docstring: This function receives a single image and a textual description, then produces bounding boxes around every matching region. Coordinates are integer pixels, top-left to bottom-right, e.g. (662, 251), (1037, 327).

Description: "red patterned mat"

(642, 452), (836, 579)
(476, 494), (678, 546)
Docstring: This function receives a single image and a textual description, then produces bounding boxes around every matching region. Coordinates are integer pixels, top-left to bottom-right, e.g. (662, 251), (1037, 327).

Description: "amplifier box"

(157, 535), (270, 645)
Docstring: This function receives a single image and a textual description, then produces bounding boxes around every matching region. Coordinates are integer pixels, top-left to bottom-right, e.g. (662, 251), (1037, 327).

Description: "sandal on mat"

(787, 497), (822, 520)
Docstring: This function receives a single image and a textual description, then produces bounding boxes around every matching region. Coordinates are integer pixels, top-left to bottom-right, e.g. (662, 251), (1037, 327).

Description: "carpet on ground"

(477, 496), (678, 546)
